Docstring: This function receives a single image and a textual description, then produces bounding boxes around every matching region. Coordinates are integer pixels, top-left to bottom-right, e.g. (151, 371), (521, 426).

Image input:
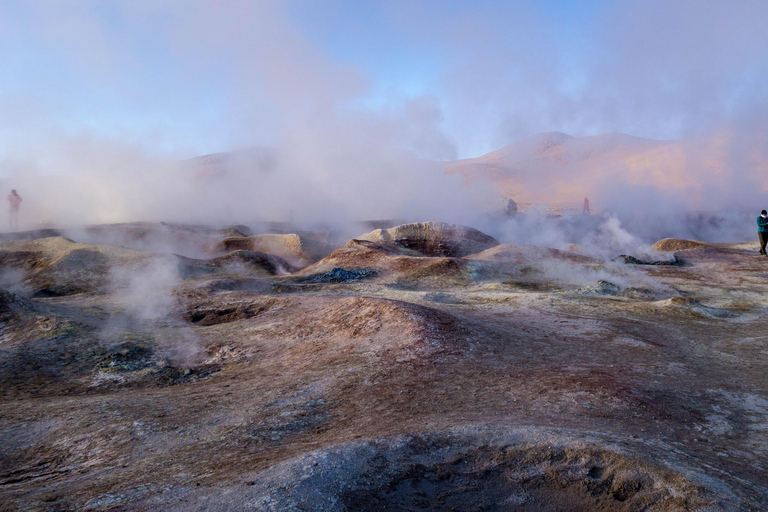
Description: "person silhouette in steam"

(582, 197), (590, 215)
(758, 210), (768, 256)
(7, 189), (22, 231)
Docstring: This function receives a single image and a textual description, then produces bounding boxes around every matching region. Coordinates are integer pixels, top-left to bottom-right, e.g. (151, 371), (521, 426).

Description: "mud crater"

(340, 444), (704, 511)
(251, 432), (720, 512)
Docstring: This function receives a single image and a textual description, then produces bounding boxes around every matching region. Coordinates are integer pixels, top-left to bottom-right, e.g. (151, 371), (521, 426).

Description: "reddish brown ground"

(0, 231), (767, 510)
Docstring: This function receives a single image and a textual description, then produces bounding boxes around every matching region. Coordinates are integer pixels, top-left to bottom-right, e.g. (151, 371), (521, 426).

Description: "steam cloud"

(0, 1), (766, 248)
(110, 255), (181, 321)
(106, 254), (205, 366)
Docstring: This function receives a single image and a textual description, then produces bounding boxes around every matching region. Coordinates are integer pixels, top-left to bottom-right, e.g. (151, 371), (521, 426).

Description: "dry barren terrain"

(0, 222), (767, 511)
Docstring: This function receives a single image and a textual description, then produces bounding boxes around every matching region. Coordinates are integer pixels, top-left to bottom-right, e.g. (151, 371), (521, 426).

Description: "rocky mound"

(296, 239), (419, 275)
(357, 222), (499, 257)
(0, 288), (47, 337)
(646, 242), (753, 265)
(0, 288), (85, 346)
(652, 238), (708, 251)
(243, 296), (462, 360)
(304, 239), (421, 270)
(294, 240), (478, 288)
(0, 288), (37, 319)
(218, 234), (332, 268)
(211, 250), (297, 275)
(236, 429), (723, 512)
(654, 297), (738, 319)
(0, 228), (64, 243)
(65, 222), (249, 259)
(184, 297), (287, 326)
(158, 221), (249, 237)
(468, 243), (596, 264)
(0, 237), (150, 296)
(177, 250), (298, 279)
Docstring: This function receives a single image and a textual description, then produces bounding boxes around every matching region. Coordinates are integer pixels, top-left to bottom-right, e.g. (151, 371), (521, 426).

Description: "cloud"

(0, 1), (487, 229)
(379, 0), (768, 154)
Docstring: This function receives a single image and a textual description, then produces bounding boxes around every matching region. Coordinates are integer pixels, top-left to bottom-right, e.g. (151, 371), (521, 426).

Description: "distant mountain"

(180, 124), (768, 215)
(476, 131), (575, 164)
(445, 126), (768, 211)
(184, 146), (278, 180)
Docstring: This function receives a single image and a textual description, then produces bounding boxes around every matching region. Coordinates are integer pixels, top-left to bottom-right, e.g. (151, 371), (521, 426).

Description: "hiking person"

(758, 210), (768, 255)
(582, 197), (590, 215)
(7, 189), (21, 230)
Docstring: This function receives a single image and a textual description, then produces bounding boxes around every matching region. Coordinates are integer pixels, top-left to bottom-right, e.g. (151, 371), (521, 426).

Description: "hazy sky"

(1, 0), (767, 165)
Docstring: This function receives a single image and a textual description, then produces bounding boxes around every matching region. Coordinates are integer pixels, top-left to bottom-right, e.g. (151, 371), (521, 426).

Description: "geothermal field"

(5, 0), (768, 510)
(1, 218), (767, 511)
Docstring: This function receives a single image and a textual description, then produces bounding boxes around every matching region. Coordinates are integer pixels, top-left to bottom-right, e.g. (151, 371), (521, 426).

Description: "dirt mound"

(159, 222), (249, 238)
(246, 296), (462, 359)
(64, 222), (245, 259)
(184, 297), (286, 326)
(652, 238), (748, 265)
(0, 289), (74, 343)
(218, 234), (332, 268)
(242, 429), (722, 512)
(468, 243), (596, 264)
(177, 250), (297, 279)
(26, 248), (112, 296)
(0, 237), (149, 296)
(0, 288), (37, 319)
(652, 239), (708, 251)
(358, 222), (499, 257)
(655, 297), (738, 319)
(303, 239), (421, 269)
(294, 240), (477, 288)
(211, 250), (297, 274)
(0, 228), (63, 242)
(193, 277), (273, 294)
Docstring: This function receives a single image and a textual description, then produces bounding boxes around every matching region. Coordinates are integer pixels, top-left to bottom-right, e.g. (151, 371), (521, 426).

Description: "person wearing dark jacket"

(758, 210), (768, 255)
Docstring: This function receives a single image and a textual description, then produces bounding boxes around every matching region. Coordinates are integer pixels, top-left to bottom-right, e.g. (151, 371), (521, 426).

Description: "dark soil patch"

(26, 249), (110, 297)
(96, 342), (154, 372)
(185, 298), (284, 326)
(615, 254), (681, 266)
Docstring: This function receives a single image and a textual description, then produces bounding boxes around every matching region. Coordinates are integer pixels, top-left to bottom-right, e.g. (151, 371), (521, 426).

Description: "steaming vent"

(358, 222), (499, 258)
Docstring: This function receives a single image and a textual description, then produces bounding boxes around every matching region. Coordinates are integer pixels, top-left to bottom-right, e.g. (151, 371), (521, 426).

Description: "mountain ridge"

(445, 125), (768, 207)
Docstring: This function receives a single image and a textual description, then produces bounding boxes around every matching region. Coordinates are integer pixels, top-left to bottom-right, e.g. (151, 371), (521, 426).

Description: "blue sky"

(1, 0), (767, 168)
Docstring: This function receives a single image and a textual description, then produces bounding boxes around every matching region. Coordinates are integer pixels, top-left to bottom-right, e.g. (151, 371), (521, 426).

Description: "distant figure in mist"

(504, 198), (518, 217)
(758, 210), (768, 256)
(7, 189), (21, 230)
(582, 197), (590, 215)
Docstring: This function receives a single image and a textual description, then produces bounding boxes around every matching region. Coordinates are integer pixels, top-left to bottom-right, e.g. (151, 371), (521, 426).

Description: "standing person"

(758, 210), (768, 255)
(7, 189), (22, 230)
(582, 197), (590, 215)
